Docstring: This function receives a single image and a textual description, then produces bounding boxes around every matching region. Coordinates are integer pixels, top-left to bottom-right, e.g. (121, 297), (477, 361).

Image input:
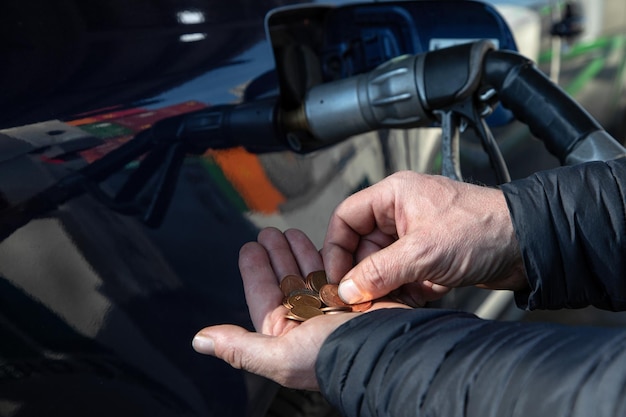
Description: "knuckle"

(360, 256), (388, 293)
(218, 343), (249, 371)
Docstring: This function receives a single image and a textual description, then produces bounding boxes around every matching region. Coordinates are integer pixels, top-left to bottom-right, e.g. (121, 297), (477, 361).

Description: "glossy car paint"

(0, 1), (624, 415)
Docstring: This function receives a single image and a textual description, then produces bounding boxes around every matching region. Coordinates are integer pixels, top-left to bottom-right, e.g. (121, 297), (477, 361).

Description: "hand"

(321, 171), (527, 306)
(192, 227), (409, 391)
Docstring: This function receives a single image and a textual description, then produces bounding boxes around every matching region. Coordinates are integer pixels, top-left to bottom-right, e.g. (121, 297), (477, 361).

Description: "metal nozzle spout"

(281, 106), (310, 132)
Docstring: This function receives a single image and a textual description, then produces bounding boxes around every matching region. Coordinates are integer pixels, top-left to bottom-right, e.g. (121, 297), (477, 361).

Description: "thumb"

(338, 241), (415, 304)
(193, 324), (273, 373)
(192, 325), (319, 390)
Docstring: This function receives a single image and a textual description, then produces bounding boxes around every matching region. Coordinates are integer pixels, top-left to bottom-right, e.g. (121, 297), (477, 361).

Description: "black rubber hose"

(483, 50), (603, 163)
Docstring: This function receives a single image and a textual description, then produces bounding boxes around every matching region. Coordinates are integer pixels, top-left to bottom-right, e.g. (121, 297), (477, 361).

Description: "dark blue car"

(0, 1), (624, 415)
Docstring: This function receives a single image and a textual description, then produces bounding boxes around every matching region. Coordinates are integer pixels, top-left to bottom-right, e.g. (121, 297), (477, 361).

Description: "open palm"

(193, 227), (409, 390)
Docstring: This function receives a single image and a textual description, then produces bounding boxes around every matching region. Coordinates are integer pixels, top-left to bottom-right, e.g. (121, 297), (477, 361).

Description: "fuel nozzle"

(282, 53), (431, 150)
(281, 41), (497, 153)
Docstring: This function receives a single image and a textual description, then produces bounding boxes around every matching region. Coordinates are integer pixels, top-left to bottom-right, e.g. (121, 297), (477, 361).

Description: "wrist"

(489, 190), (528, 291)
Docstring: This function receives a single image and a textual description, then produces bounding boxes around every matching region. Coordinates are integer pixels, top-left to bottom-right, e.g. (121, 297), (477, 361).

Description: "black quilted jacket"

(316, 157), (626, 417)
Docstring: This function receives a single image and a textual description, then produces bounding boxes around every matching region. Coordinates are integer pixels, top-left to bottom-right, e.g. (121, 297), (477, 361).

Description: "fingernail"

(338, 280), (362, 304)
(192, 333), (215, 355)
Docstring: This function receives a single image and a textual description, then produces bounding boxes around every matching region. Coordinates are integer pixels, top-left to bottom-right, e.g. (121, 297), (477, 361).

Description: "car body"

(0, 0), (624, 415)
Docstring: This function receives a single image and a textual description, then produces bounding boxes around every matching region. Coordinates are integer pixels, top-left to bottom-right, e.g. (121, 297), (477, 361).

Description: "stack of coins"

(280, 270), (372, 322)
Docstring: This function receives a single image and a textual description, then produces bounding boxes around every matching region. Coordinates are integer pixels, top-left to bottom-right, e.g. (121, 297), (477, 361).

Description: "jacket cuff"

(501, 159), (626, 310)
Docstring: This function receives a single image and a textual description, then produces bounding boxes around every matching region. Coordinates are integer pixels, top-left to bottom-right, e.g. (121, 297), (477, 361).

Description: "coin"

(288, 292), (322, 309)
(289, 305), (324, 321)
(320, 306), (352, 313)
(322, 310), (350, 315)
(280, 274), (307, 297)
(350, 301), (373, 312)
(319, 284), (351, 308)
(285, 312), (305, 322)
(289, 288), (318, 297)
(281, 274), (379, 322)
(306, 270), (329, 292)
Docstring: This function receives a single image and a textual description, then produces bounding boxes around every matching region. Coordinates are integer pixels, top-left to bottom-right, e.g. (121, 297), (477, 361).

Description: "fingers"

(354, 229), (397, 265)
(391, 281), (451, 307)
(284, 228), (324, 275)
(322, 182), (397, 283)
(337, 239), (422, 304)
(257, 227), (302, 279)
(257, 227), (323, 279)
(238, 241), (285, 333)
(239, 227), (325, 334)
(322, 203), (377, 283)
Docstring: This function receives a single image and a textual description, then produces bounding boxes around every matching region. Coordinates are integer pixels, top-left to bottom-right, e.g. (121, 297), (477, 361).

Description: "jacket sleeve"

(316, 308), (626, 417)
(500, 157), (626, 310)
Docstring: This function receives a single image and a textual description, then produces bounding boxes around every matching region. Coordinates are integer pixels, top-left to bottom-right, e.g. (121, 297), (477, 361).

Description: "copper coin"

(321, 306), (352, 313)
(285, 312), (305, 322)
(288, 293), (322, 309)
(319, 284), (350, 308)
(350, 300), (373, 312)
(289, 288), (318, 297)
(306, 270), (328, 292)
(280, 274), (306, 297)
(323, 310), (350, 315)
(290, 305), (324, 321)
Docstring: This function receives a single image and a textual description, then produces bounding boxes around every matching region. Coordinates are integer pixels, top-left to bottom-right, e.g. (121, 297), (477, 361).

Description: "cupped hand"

(321, 171), (528, 306)
(192, 227), (409, 391)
